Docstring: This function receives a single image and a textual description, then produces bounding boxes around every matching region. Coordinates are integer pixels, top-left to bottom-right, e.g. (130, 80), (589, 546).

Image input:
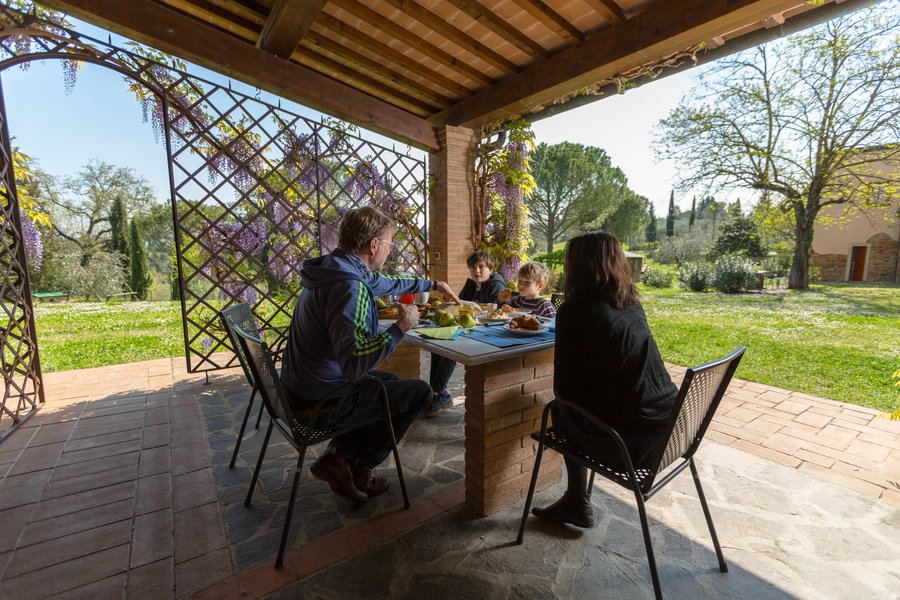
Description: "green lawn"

(34, 301), (184, 372)
(30, 285), (900, 412)
(640, 284), (900, 412)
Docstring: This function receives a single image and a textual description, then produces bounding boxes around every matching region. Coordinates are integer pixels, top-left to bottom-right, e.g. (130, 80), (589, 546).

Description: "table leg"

(463, 349), (562, 516)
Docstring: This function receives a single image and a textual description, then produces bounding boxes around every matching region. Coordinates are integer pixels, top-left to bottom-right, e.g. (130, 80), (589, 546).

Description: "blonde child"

(498, 262), (556, 318)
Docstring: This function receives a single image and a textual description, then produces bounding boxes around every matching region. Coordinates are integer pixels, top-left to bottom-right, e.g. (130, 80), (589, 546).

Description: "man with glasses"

(281, 206), (460, 503)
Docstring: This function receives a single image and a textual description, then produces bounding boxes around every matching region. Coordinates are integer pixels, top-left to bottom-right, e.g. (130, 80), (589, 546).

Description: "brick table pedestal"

(462, 349), (562, 516)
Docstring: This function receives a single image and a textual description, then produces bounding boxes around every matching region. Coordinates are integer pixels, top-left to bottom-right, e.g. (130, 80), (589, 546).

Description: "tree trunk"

(788, 207), (815, 290)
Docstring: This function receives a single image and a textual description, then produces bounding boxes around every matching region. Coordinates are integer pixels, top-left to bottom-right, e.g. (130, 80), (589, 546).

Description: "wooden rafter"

(313, 15), (474, 98)
(258, 0), (328, 58)
(378, 0), (519, 74)
(582, 0), (627, 24)
(443, 0), (547, 58)
(41, 0), (440, 149)
(432, 0), (809, 128)
(508, 0), (585, 44)
(329, 0), (497, 86)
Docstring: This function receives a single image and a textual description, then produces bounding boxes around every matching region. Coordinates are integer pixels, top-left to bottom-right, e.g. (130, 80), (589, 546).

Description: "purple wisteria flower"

(20, 211), (42, 272)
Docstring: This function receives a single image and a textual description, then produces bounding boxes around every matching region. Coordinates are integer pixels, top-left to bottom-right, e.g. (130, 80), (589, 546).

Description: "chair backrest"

(233, 324), (298, 434)
(653, 347), (746, 474)
(551, 293), (565, 310)
(219, 303), (262, 387)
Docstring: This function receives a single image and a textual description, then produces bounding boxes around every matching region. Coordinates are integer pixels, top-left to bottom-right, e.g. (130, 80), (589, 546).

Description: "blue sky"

(2, 17), (696, 214)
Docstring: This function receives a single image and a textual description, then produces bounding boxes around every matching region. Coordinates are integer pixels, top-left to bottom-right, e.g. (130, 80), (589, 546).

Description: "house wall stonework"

(811, 252), (848, 282)
(867, 233), (900, 283)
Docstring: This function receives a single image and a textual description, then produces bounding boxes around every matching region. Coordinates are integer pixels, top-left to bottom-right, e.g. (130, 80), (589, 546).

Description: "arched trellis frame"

(0, 5), (427, 435)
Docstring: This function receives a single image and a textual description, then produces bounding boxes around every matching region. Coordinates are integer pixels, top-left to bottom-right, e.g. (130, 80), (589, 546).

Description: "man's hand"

(395, 303), (420, 332)
(497, 289), (511, 304)
(434, 281), (462, 305)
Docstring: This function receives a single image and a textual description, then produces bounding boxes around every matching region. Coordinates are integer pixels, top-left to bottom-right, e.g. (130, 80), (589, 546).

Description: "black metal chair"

(517, 347), (746, 600)
(219, 303), (279, 469)
(233, 324), (411, 568)
(550, 293), (565, 310)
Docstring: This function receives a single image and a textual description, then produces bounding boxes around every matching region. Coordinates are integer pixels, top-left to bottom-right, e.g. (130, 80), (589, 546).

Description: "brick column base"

(463, 349), (562, 516)
(379, 342), (421, 380)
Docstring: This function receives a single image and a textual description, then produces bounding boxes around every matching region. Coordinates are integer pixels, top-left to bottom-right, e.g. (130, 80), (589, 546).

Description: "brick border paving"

(0, 357), (897, 598)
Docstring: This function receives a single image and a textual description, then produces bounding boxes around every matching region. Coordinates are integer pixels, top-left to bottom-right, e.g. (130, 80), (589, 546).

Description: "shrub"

(656, 231), (710, 265)
(678, 261), (712, 292)
(641, 268), (674, 288)
(712, 254), (757, 293)
(555, 270), (565, 293)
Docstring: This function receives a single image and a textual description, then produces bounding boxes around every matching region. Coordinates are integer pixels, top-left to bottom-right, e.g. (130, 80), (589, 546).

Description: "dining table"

(381, 318), (563, 516)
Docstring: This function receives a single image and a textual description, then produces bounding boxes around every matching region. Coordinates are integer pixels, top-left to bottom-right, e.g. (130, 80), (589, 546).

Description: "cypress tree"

(130, 220), (152, 300)
(689, 195), (697, 227)
(108, 194), (131, 277)
(645, 202), (658, 243)
(666, 190), (677, 237)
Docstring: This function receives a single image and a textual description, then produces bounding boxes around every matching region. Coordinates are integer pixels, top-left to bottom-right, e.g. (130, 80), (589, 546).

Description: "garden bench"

(32, 291), (70, 302)
(106, 291), (138, 301)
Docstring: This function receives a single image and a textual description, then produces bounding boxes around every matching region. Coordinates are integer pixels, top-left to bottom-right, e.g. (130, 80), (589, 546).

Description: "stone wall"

(811, 252), (848, 282)
(811, 232), (899, 283)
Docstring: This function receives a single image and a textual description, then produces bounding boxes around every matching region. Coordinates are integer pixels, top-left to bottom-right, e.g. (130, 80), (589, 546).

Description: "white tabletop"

(381, 320), (554, 366)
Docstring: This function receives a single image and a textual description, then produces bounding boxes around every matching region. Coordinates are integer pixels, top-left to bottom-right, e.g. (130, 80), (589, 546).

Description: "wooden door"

(849, 246), (867, 281)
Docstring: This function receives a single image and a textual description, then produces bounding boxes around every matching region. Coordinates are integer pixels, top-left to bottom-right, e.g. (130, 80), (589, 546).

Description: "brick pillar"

(429, 125), (478, 293)
(463, 349), (562, 516)
(379, 341), (421, 380)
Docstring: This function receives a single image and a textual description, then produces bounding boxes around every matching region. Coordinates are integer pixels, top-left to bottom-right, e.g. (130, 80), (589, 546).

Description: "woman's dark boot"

(531, 492), (595, 528)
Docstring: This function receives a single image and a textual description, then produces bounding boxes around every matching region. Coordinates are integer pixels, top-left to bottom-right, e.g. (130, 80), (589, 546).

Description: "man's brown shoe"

(310, 453), (368, 502)
(350, 459), (390, 499)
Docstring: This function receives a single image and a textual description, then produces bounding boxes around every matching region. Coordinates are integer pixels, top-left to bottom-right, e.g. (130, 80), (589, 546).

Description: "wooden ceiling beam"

(314, 15), (474, 98)
(379, 0), (519, 74)
(330, 0), (496, 86)
(301, 30), (454, 108)
(581, 0), (627, 24)
(258, 0), (328, 58)
(443, 0), (547, 58)
(40, 0), (439, 150)
(509, 0), (584, 44)
(432, 0), (808, 129)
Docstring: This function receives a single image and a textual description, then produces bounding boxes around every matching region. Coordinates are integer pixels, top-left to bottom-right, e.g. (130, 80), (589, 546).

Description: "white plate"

(478, 315), (511, 324)
(503, 323), (548, 336)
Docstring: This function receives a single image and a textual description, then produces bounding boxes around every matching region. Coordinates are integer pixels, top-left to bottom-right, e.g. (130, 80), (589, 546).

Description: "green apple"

(459, 314), (476, 328)
(439, 312), (456, 327)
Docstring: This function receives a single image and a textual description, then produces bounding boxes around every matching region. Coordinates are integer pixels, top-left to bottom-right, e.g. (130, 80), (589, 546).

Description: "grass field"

(31, 284), (900, 411)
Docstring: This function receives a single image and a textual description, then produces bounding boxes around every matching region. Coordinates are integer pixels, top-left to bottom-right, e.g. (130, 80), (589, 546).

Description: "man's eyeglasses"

(377, 238), (397, 250)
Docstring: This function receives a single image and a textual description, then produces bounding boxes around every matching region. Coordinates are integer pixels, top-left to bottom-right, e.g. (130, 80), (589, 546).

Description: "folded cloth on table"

(414, 326), (462, 340)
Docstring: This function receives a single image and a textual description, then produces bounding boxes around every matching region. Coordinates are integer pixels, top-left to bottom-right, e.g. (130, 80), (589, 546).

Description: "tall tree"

(600, 191), (650, 242)
(689, 196), (697, 227)
(130, 220), (152, 300)
(665, 190), (677, 237)
(645, 202), (658, 243)
(107, 194), (131, 275)
(33, 160), (156, 265)
(527, 142), (629, 253)
(657, 6), (900, 289)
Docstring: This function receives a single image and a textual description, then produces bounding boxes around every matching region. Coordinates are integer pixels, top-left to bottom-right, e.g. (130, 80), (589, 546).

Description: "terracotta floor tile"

(51, 449), (140, 482)
(173, 468), (217, 512)
(139, 446), (171, 479)
(55, 573), (127, 600)
(64, 428), (143, 453)
(126, 557), (174, 599)
(31, 481), (135, 522)
(42, 463), (139, 501)
(0, 469), (53, 510)
(27, 421), (77, 447)
(7, 442), (65, 477)
(20, 497), (133, 548)
(174, 547), (232, 599)
(6, 520), (132, 578)
(131, 508), (174, 568)
(135, 473), (172, 516)
(57, 438), (143, 467)
(141, 423), (171, 449)
(0, 505), (35, 553)
(0, 543), (129, 599)
(173, 502), (226, 564)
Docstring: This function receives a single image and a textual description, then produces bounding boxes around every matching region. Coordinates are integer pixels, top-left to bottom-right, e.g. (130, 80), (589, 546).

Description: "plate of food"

(503, 315), (548, 335)
(478, 310), (512, 324)
(377, 307), (399, 319)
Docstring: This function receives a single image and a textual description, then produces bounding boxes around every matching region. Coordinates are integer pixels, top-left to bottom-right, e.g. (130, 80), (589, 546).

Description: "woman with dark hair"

(532, 231), (677, 528)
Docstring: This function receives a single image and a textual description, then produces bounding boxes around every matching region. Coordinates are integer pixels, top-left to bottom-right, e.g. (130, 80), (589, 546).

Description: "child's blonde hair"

(518, 262), (551, 288)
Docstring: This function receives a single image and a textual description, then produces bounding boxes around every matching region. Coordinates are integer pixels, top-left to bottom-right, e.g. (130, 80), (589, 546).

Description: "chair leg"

(276, 451), (306, 569)
(230, 386), (258, 469)
(380, 392), (410, 508)
(254, 391), (265, 429)
(516, 441), (545, 545)
(634, 490), (663, 600)
(586, 470), (596, 497)
(690, 458), (728, 573)
(245, 420), (274, 506)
